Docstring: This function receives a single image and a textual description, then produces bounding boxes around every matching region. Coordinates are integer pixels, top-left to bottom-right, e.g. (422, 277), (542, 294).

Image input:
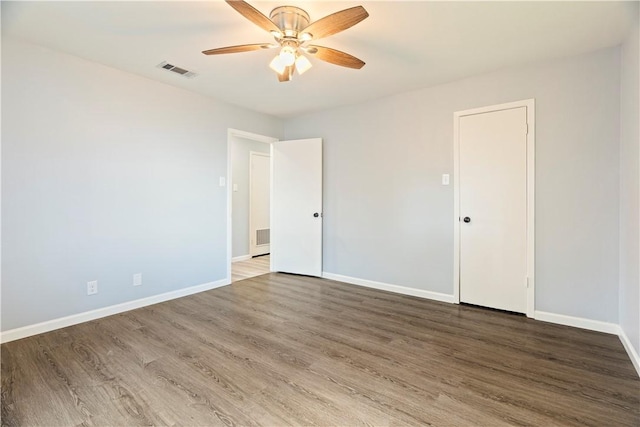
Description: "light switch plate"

(219, 177), (226, 187)
(442, 174), (450, 185)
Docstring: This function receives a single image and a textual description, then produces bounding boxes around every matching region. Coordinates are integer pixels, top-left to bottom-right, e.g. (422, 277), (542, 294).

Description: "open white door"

(271, 138), (322, 276)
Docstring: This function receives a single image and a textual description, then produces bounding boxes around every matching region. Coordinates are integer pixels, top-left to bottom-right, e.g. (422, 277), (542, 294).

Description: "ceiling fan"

(202, 0), (369, 82)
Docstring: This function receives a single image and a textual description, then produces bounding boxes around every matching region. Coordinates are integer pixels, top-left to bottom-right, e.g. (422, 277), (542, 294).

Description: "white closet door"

(459, 107), (528, 313)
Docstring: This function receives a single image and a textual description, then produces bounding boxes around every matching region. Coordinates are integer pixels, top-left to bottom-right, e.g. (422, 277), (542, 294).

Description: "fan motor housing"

(269, 6), (310, 35)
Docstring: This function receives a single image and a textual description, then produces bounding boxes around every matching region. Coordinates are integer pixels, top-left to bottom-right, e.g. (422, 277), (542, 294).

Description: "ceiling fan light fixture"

(269, 55), (287, 74)
(295, 55), (312, 75)
(204, 1), (369, 82)
(279, 46), (297, 66)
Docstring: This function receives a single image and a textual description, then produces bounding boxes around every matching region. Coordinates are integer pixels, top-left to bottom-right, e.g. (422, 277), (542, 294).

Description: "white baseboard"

(0, 278), (230, 344)
(534, 310), (619, 334)
(321, 272), (455, 304)
(618, 327), (640, 377)
(232, 255), (251, 263)
(522, 311), (640, 378)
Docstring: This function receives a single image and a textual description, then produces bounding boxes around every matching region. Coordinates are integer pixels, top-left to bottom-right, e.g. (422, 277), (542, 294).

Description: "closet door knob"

(463, 217), (471, 223)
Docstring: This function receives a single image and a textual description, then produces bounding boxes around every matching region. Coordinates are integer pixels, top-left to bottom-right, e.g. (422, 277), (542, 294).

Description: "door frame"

(227, 128), (278, 283)
(249, 151), (271, 256)
(452, 99), (536, 317)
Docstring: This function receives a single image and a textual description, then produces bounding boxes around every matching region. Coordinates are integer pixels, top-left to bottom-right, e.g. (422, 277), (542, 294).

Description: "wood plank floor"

(2, 273), (639, 426)
(232, 255), (270, 283)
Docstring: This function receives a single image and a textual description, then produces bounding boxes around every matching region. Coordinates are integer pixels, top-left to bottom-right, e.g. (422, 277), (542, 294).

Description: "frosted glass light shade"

(279, 46), (297, 66)
(269, 56), (286, 74)
(295, 55), (312, 75)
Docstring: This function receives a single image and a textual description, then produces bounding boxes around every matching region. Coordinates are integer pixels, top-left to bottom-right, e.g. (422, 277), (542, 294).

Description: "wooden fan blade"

(202, 43), (273, 55)
(277, 66), (294, 82)
(301, 6), (368, 41)
(307, 45), (365, 69)
(225, 0), (282, 35)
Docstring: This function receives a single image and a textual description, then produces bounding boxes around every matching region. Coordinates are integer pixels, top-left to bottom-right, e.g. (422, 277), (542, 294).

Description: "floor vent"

(256, 229), (270, 246)
(157, 61), (198, 78)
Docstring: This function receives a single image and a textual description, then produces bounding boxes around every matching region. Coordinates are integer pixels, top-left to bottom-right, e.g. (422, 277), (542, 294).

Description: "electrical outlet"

(133, 273), (142, 287)
(87, 280), (98, 295)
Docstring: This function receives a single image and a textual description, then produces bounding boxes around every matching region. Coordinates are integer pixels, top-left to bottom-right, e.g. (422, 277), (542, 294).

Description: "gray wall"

(1, 39), (283, 331)
(231, 136), (270, 258)
(619, 15), (639, 354)
(285, 46), (621, 323)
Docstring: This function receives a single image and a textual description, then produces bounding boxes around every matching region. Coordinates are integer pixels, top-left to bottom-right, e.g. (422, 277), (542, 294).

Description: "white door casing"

(453, 99), (535, 317)
(271, 138), (323, 277)
(249, 151), (270, 256)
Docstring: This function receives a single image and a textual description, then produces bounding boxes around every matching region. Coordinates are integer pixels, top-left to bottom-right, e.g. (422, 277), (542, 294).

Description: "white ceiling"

(2, 1), (637, 118)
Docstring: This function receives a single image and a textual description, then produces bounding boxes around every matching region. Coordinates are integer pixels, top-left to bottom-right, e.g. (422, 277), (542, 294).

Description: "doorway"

(227, 131), (324, 283)
(227, 129), (277, 283)
(453, 99), (535, 317)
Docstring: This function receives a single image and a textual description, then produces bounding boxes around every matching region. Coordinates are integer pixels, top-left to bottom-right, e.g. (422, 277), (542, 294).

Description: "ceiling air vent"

(157, 61), (198, 79)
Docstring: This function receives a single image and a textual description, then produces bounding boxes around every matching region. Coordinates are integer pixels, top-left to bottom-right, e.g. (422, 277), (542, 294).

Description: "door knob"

(463, 217), (471, 223)
(313, 212), (320, 218)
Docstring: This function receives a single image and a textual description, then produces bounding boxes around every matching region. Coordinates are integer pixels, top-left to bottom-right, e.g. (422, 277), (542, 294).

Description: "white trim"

(232, 255), (252, 263)
(0, 278), (230, 344)
(322, 272), (455, 304)
(534, 310), (619, 335)
(270, 143), (275, 272)
(525, 101), (536, 317)
(453, 112), (461, 304)
(454, 99), (536, 117)
(228, 128), (278, 144)
(453, 98), (536, 318)
(535, 310), (639, 377)
(227, 129), (278, 283)
(618, 327), (640, 377)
